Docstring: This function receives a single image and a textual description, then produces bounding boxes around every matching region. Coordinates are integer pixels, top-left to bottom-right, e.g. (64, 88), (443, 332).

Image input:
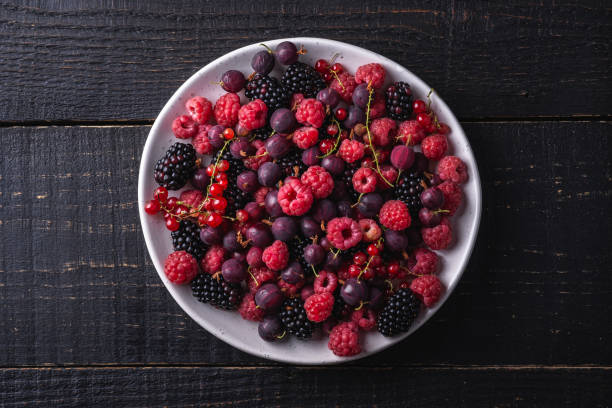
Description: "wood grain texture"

(0, 0), (610, 122)
(0, 122), (609, 367)
(0, 366), (610, 407)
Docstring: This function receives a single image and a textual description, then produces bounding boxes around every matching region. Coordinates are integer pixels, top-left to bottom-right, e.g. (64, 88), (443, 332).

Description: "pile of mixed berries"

(144, 41), (468, 357)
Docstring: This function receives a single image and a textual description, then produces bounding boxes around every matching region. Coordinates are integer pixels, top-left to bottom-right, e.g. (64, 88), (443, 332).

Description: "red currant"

(353, 252), (367, 265)
(399, 281), (411, 289)
(319, 139), (333, 154)
(166, 197), (178, 211)
(339, 130), (349, 140)
(153, 186), (168, 203)
(214, 172), (227, 182)
(412, 99), (427, 114)
(367, 244), (379, 256)
(206, 164), (216, 177)
(314, 59), (329, 73)
(416, 112), (432, 127)
(362, 157), (374, 168)
(218, 159), (230, 172)
(209, 183), (223, 197)
(206, 212), (223, 228)
(326, 124), (338, 136)
(370, 255), (382, 267)
(330, 63), (344, 74)
(348, 264), (361, 278)
(197, 213), (208, 226)
(362, 267), (375, 280)
(144, 199), (160, 215)
(203, 198), (213, 210)
(223, 128), (235, 140)
(236, 209), (249, 223)
(437, 122), (451, 135)
(387, 262), (400, 277)
(212, 197), (227, 212)
(174, 205), (188, 217)
(335, 108), (347, 121)
(163, 211), (172, 220)
(217, 178), (228, 189)
(165, 217), (180, 231)
(323, 72), (333, 82)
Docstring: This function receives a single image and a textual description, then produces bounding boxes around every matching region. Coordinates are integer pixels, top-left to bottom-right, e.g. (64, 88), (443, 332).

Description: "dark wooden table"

(0, 1), (610, 407)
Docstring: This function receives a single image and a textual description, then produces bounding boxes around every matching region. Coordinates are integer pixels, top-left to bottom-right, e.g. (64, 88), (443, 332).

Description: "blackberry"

(171, 220), (207, 260)
(249, 126), (274, 141)
(154, 142), (197, 190)
(275, 148), (306, 177)
(385, 81), (413, 120)
(191, 273), (243, 310)
(289, 236), (310, 274)
(337, 162), (360, 202)
(279, 297), (313, 339)
(377, 288), (421, 336)
(245, 74), (290, 112)
(394, 171), (428, 217)
(332, 289), (350, 320)
(281, 62), (326, 98)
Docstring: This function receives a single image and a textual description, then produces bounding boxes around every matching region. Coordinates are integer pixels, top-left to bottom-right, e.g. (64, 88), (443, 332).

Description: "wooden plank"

(0, 366), (610, 407)
(0, 1), (610, 121)
(0, 122), (610, 367)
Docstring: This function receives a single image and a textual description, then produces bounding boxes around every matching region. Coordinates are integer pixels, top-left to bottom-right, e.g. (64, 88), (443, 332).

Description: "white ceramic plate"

(138, 37), (481, 364)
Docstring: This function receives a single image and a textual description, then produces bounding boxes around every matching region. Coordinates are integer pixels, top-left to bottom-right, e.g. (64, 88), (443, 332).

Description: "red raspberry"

(239, 292), (265, 321)
(313, 270), (338, 294)
(352, 167), (377, 194)
(379, 200), (411, 231)
(301, 166), (334, 199)
(326, 217), (363, 250)
(254, 186), (271, 204)
(179, 189), (203, 208)
(398, 120), (426, 146)
(292, 126), (319, 149)
(246, 246), (264, 267)
(200, 245), (225, 274)
(295, 98), (325, 128)
(277, 178), (313, 216)
(262, 240), (289, 271)
(278, 277), (304, 296)
(172, 115), (198, 139)
(358, 218), (382, 242)
(291, 93), (305, 110)
(338, 139), (365, 163)
(247, 266), (275, 292)
(244, 145), (270, 170)
(368, 92), (386, 119)
(164, 251), (198, 284)
(239, 99), (268, 130)
(192, 126), (213, 155)
(214, 92), (241, 127)
(412, 247), (438, 275)
(369, 118), (396, 147)
(328, 321), (361, 357)
(304, 291), (334, 322)
(410, 275), (443, 307)
(185, 96), (213, 124)
(378, 164), (398, 190)
(437, 156), (468, 184)
(421, 217), (453, 250)
(330, 72), (357, 102)
(421, 134), (448, 160)
(437, 180), (463, 215)
(355, 63), (386, 89)
(351, 308), (377, 331)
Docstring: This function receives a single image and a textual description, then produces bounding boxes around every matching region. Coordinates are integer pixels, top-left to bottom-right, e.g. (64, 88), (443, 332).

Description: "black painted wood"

(0, 0), (610, 122)
(0, 122), (609, 368)
(0, 366), (610, 407)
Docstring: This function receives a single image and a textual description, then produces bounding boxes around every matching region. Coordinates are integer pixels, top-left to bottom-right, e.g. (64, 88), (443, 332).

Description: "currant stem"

(364, 87), (393, 187)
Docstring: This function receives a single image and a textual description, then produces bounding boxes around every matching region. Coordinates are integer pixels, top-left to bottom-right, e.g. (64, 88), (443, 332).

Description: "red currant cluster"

(314, 58), (345, 83)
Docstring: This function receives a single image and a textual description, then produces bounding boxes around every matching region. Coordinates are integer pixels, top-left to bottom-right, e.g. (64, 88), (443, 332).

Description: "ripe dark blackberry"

(332, 289), (350, 320)
(337, 162), (360, 202)
(281, 62), (326, 98)
(225, 187), (250, 216)
(279, 297), (313, 339)
(191, 273), (243, 310)
(249, 126), (274, 141)
(377, 288), (421, 336)
(171, 220), (207, 260)
(289, 237), (310, 274)
(154, 142), (197, 190)
(245, 74), (290, 112)
(275, 148), (306, 177)
(394, 171), (428, 217)
(385, 81), (413, 120)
